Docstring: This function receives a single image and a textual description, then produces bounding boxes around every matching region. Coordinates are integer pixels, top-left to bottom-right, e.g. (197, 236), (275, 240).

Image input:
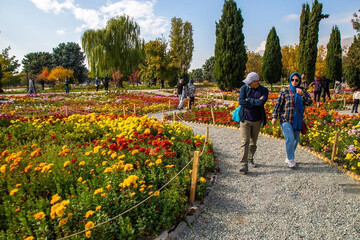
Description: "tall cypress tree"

(298, 3), (310, 74)
(303, 0), (328, 83)
(325, 26), (342, 82)
(262, 27), (282, 91)
(214, 0), (247, 91)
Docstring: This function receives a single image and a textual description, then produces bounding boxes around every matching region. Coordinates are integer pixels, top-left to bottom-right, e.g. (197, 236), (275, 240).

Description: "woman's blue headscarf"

(289, 72), (304, 131)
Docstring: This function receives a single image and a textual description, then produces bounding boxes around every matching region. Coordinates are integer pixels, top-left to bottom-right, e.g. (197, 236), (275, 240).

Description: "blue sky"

(0, 0), (358, 71)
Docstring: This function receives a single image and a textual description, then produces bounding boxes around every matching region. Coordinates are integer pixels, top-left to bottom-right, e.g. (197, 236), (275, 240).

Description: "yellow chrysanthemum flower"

(85, 221), (94, 230)
(85, 210), (94, 219)
(9, 188), (18, 196)
(94, 188), (103, 195)
(34, 212), (45, 220)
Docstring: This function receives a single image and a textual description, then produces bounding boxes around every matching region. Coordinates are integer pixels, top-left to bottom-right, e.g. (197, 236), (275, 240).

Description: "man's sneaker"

(249, 161), (257, 168)
(285, 158), (296, 168)
(239, 164), (248, 173)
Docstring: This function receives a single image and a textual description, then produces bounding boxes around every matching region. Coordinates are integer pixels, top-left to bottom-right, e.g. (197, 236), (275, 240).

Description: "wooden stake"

(133, 104), (136, 115)
(168, 100), (171, 110)
(189, 151), (200, 204)
(65, 106), (68, 116)
(173, 112), (176, 121)
(211, 107), (216, 124)
(343, 98), (346, 108)
(123, 106), (126, 118)
(331, 132), (339, 163)
(206, 126), (209, 144)
(162, 108), (165, 121)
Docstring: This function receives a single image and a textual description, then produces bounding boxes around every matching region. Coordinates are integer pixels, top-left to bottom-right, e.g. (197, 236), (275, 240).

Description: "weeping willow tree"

(81, 15), (144, 83)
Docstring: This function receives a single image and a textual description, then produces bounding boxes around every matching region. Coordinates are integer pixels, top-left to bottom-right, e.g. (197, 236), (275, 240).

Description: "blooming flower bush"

(0, 113), (215, 239)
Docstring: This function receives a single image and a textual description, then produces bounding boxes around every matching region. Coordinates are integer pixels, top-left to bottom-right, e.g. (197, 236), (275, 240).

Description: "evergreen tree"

(22, 52), (53, 74)
(303, 0), (328, 83)
(202, 56), (215, 82)
(214, 0), (247, 91)
(325, 26), (342, 83)
(52, 42), (88, 83)
(262, 27), (282, 91)
(347, 36), (360, 69)
(298, 4), (310, 74)
(345, 65), (360, 88)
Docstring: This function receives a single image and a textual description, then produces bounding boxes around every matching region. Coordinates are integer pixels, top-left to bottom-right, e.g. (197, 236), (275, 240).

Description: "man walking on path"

(104, 74), (110, 91)
(238, 72), (268, 173)
(322, 76), (331, 102)
(27, 78), (36, 94)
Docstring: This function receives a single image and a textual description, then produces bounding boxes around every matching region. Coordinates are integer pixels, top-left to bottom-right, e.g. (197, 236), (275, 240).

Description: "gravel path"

(150, 112), (360, 240)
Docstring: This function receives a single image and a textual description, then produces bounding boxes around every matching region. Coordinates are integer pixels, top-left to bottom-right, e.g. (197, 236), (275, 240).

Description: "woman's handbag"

(289, 87), (307, 135)
(231, 106), (242, 122)
(301, 121), (308, 135)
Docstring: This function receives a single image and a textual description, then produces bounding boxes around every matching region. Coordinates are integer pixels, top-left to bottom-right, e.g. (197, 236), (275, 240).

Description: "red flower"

(50, 135), (56, 140)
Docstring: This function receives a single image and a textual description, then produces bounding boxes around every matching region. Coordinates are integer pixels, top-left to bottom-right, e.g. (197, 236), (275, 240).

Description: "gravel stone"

(150, 112), (360, 240)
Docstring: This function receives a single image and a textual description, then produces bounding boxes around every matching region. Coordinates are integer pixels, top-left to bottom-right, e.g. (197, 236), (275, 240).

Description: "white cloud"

(283, 14), (299, 22)
(30, 0), (169, 38)
(323, 12), (353, 25)
(56, 29), (66, 35)
(255, 41), (266, 53)
(30, 0), (74, 14)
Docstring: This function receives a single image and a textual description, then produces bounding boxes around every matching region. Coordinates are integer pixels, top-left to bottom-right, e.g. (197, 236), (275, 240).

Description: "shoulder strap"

(288, 87), (302, 118)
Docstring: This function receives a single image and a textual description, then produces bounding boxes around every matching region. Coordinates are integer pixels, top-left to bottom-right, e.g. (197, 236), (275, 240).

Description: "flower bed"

(0, 92), (179, 118)
(0, 114), (215, 239)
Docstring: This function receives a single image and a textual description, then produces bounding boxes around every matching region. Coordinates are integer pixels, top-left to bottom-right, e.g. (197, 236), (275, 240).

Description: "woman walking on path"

(186, 79), (196, 109)
(310, 77), (322, 102)
(271, 72), (312, 168)
(177, 79), (186, 110)
(351, 87), (360, 113)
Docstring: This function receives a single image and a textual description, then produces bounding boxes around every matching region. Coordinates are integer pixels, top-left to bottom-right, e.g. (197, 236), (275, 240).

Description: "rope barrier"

(58, 127), (209, 240)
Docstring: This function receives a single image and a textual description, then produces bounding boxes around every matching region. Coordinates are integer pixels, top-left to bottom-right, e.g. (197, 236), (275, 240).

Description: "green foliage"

(298, 3), (310, 74)
(202, 56), (215, 82)
(262, 27), (282, 85)
(168, 17), (194, 74)
(214, 0), (247, 91)
(345, 65), (360, 88)
(52, 42), (88, 83)
(190, 68), (203, 82)
(352, 9), (360, 33)
(0, 46), (21, 90)
(346, 36), (360, 69)
(303, 0), (329, 83)
(22, 51), (53, 75)
(81, 15), (144, 79)
(139, 38), (177, 86)
(325, 26), (342, 81)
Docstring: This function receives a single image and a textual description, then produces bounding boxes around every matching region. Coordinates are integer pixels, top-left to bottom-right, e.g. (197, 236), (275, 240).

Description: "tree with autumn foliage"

(129, 71), (140, 87)
(281, 44), (299, 78)
(246, 51), (263, 77)
(315, 45), (326, 77)
(47, 67), (74, 83)
(37, 67), (50, 90)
